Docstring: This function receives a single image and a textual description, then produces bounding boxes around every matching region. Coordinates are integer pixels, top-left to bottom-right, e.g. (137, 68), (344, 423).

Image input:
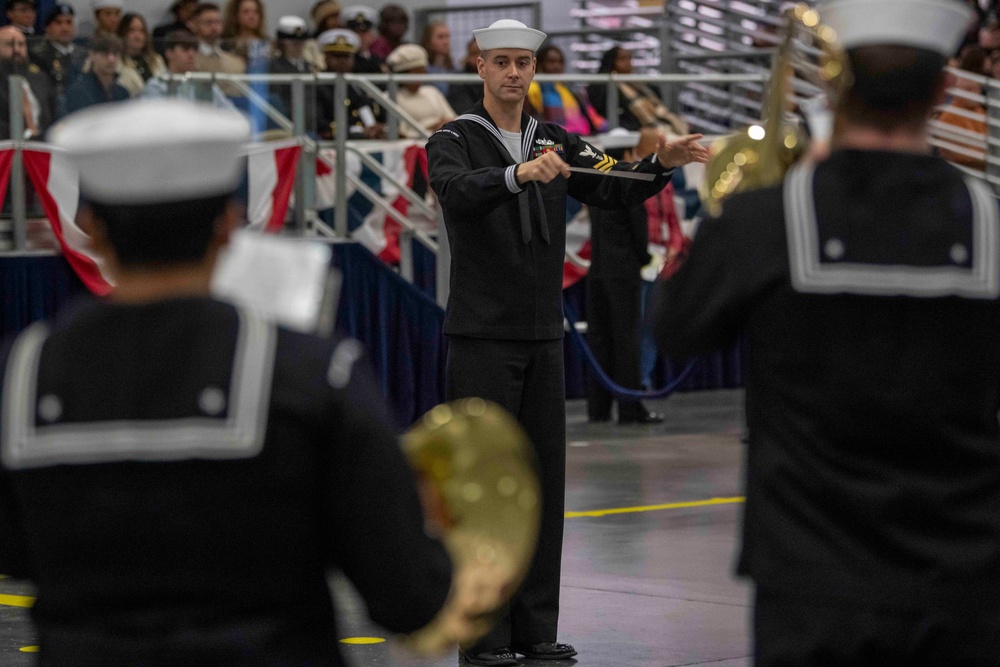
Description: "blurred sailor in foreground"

(0, 99), (506, 666)
(653, 0), (1000, 664)
(427, 18), (708, 667)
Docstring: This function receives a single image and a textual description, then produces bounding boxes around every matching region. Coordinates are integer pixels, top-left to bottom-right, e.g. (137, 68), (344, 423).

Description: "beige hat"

(820, 0), (974, 56)
(473, 19), (546, 52)
(317, 28), (359, 53)
(49, 99), (250, 204)
(311, 0), (341, 29)
(386, 43), (428, 72)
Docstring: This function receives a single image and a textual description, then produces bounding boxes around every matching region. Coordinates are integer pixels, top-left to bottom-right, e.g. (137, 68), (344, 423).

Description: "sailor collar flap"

(783, 161), (1000, 299)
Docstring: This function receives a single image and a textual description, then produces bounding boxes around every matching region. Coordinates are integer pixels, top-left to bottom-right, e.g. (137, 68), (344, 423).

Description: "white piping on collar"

(1, 306), (277, 470)
(784, 162), (1000, 299)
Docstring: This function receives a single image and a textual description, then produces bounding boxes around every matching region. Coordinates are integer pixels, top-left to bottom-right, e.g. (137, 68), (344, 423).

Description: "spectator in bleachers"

(0, 25), (55, 138)
(152, 0), (198, 54)
(64, 33), (128, 113)
(270, 16), (311, 74)
(341, 5), (383, 74)
(221, 0), (266, 62)
(369, 4), (406, 61)
(445, 35), (480, 115)
(386, 43), (454, 138)
(116, 13), (165, 96)
(6, 0), (37, 35)
(301, 0), (341, 71)
(420, 20), (451, 95)
(29, 3), (86, 109)
(191, 2), (245, 96)
(269, 16), (315, 130)
(937, 48), (989, 170)
(92, 0), (122, 39)
(587, 45), (688, 138)
(585, 129), (664, 425)
(141, 29), (234, 109)
(526, 44), (605, 135)
(315, 28), (384, 139)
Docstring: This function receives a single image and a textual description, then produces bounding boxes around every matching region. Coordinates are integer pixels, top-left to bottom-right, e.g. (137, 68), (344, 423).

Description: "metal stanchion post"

(9, 76), (26, 251)
(291, 77), (306, 234)
(435, 211), (450, 309)
(606, 74), (619, 130)
(387, 79), (399, 140)
(399, 228), (413, 283)
(334, 75), (348, 238)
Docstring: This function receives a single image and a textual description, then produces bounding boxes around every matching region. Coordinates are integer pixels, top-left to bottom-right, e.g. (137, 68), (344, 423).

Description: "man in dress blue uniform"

(427, 18), (709, 667)
(653, 0), (1000, 664)
(0, 98), (507, 666)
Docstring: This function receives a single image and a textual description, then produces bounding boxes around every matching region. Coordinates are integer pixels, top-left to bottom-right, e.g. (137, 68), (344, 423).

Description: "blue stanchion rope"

(563, 299), (699, 400)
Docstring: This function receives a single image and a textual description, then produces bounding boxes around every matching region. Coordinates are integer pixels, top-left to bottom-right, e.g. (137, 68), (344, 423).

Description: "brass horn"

(401, 398), (541, 654)
(701, 3), (850, 217)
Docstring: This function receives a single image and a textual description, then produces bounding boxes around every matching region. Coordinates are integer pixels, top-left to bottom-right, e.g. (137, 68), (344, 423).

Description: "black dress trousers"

(445, 335), (566, 650)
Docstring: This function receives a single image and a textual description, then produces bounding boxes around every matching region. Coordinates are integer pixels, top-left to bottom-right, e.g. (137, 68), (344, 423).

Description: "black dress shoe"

(460, 647), (519, 666)
(511, 642), (578, 660)
(618, 411), (664, 425)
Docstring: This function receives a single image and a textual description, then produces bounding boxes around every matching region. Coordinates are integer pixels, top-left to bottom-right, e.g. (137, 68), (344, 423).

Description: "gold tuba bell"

(701, 3), (850, 217)
(401, 398), (541, 654)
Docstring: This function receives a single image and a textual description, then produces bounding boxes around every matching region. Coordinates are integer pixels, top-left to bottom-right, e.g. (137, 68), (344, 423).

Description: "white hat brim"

(821, 0), (974, 56)
(473, 25), (546, 52)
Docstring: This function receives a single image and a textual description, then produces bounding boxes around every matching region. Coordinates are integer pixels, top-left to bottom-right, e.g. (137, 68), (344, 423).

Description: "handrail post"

(399, 228), (414, 283)
(387, 78), (399, 140)
(606, 74), (619, 130)
(9, 76), (26, 252)
(436, 212), (450, 309)
(334, 74), (349, 238)
(291, 77), (306, 233)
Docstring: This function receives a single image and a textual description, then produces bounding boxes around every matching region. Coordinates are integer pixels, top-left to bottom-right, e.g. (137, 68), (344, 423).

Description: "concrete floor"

(0, 389), (752, 667)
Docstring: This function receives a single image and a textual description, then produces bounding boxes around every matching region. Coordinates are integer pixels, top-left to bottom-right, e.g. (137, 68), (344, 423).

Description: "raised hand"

(656, 133), (710, 169)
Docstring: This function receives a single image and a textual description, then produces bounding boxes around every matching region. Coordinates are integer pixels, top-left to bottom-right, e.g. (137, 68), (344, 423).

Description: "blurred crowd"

(934, 0), (1000, 171)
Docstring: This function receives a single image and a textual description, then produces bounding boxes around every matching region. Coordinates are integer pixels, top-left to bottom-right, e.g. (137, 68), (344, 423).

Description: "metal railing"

(5, 63), (994, 302)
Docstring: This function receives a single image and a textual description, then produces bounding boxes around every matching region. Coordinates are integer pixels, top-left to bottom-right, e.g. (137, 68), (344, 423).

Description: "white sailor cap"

(276, 15), (308, 40)
(595, 127), (641, 150)
(819, 0), (975, 57)
(340, 5), (376, 29)
(92, 0), (123, 10)
(48, 99), (250, 205)
(386, 43), (428, 72)
(317, 28), (359, 53)
(473, 19), (546, 53)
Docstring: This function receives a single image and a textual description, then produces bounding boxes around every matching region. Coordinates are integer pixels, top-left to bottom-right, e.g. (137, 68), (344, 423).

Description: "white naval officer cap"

(92, 0), (123, 9)
(340, 5), (376, 29)
(473, 19), (546, 53)
(276, 15), (308, 40)
(595, 127), (641, 150)
(48, 99), (250, 205)
(819, 0), (975, 56)
(317, 28), (360, 53)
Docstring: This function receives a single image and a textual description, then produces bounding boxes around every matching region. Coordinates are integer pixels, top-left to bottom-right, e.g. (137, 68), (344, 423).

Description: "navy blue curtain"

(0, 246), (742, 427)
(1, 255), (88, 338)
(331, 243), (446, 428)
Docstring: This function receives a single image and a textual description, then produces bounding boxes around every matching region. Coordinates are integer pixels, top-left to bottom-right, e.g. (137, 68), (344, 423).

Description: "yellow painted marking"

(340, 637), (386, 645)
(0, 574), (8, 579)
(19, 646), (39, 653)
(565, 496), (745, 518)
(0, 593), (35, 608)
